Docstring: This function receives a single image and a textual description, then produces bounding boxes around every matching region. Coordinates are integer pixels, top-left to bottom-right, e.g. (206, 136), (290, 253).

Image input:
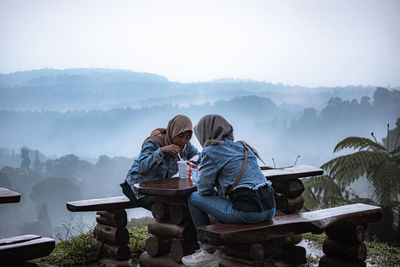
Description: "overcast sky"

(1, 0), (399, 87)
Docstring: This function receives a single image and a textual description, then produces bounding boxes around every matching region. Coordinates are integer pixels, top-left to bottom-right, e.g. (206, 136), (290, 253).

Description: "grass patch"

(305, 254), (319, 265)
(33, 230), (99, 267)
(301, 232), (327, 246)
(366, 241), (400, 266)
(33, 219), (150, 266)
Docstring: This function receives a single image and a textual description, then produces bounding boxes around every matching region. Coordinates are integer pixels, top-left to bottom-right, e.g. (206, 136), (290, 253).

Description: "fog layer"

(0, 69), (398, 238)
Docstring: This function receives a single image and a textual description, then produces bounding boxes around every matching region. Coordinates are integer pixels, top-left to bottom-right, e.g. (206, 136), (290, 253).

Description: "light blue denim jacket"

(125, 140), (200, 198)
(197, 138), (271, 198)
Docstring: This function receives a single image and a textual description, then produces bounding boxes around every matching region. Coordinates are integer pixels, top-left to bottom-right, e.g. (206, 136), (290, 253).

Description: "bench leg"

(216, 235), (307, 266)
(320, 224), (367, 267)
(93, 208), (131, 265)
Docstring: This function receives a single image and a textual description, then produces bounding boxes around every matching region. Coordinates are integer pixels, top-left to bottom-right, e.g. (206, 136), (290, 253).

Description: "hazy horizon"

(0, 69), (397, 164)
(1, 0), (399, 87)
(4, 67), (398, 90)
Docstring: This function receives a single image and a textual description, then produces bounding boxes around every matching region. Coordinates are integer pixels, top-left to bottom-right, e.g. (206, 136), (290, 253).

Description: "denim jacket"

(125, 140), (200, 199)
(197, 138), (271, 198)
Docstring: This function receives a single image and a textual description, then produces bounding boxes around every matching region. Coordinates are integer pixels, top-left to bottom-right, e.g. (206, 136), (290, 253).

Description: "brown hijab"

(194, 114), (234, 148)
(142, 114), (193, 152)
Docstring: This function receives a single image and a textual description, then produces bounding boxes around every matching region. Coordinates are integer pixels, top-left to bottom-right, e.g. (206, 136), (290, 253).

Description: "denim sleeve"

(136, 141), (164, 173)
(197, 150), (219, 196)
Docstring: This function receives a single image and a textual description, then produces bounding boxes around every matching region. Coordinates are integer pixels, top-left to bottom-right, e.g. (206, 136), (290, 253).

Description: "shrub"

(34, 230), (99, 266)
(128, 226), (150, 263)
(366, 241), (400, 266)
(34, 221), (150, 266)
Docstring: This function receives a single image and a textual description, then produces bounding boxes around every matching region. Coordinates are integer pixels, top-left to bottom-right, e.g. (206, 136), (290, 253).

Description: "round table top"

(134, 178), (196, 197)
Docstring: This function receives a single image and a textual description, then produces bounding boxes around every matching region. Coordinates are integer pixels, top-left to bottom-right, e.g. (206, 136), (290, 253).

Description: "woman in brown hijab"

(121, 114), (200, 210)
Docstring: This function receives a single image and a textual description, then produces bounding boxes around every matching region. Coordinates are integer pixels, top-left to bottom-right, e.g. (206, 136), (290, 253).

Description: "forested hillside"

(0, 68), (399, 240)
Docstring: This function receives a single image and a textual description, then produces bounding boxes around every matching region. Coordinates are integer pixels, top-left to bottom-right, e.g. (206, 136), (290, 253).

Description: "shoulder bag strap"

(226, 140), (248, 196)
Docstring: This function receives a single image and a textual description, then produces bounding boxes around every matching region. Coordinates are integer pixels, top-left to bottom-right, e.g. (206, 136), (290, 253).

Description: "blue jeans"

(188, 191), (276, 249)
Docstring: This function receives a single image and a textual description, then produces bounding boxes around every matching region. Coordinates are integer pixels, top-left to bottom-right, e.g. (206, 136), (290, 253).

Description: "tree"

(20, 147), (31, 173)
(32, 150), (42, 173)
(45, 154), (93, 181)
(321, 121), (400, 243)
(382, 118), (400, 151)
(30, 177), (82, 224)
(21, 204), (52, 237)
(0, 171), (11, 188)
(302, 174), (358, 211)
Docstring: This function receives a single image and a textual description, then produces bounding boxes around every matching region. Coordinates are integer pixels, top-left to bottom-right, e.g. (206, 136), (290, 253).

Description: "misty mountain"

(0, 68), (168, 88)
(0, 68), (378, 111)
(1, 87), (398, 167)
(0, 69), (398, 240)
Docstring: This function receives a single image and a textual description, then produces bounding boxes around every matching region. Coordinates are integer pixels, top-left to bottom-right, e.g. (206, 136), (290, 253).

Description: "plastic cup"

(178, 160), (189, 178)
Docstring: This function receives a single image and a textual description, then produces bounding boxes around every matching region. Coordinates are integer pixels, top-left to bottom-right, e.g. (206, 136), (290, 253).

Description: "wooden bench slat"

(0, 237), (55, 262)
(198, 204), (382, 245)
(262, 164), (323, 181)
(0, 234), (41, 246)
(66, 195), (137, 212)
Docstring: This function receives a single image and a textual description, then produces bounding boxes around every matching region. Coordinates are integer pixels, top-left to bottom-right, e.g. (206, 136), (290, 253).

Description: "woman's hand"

(161, 144), (181, 157)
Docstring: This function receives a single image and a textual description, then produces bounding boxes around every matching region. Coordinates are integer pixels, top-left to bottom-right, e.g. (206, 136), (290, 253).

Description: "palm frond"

(302, 175), (352, 210)
(303, 175), (331, 211)
(333, 137), (386, 153)
(322, 151), (388, 185)
(392, 155), (400, 163)
(348, 197), (377, 205)
(389, 145), (400, 155)
(302, 181), (319, 211)
(303, 175), (341, 195)
(368, 159), (400, 207)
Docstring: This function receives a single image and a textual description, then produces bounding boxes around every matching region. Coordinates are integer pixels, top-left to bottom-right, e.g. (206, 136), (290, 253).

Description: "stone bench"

(198, 203), (383, 267)
(0, 234), (55, 266)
